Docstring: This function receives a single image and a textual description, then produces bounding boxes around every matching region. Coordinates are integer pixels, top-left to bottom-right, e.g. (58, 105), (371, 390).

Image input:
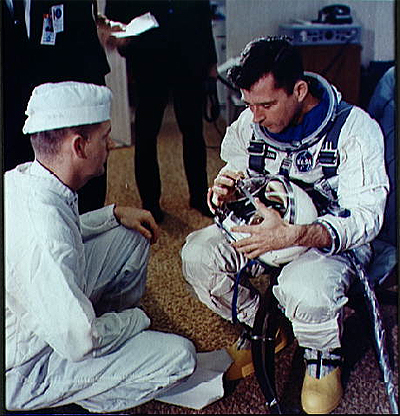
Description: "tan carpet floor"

(104, 104), (398, 414)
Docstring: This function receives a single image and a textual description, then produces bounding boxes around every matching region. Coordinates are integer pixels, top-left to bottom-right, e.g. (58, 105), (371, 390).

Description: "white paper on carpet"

(156, 349), (233, 410)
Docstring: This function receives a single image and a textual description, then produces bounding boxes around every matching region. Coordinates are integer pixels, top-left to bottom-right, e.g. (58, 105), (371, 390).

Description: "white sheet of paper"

(155, 349), (233, 410)
(112, 12), (159, 38)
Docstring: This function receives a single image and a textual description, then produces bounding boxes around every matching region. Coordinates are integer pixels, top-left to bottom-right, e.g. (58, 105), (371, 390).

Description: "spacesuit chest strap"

(247, 101), (353, 177)
(318, 101), (353, 178)
(247, 135), (272, 174)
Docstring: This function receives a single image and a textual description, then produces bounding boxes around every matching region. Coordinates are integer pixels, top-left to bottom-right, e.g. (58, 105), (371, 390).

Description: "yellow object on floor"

(225, 326), (290, 381)
(301, 367), (343, 414)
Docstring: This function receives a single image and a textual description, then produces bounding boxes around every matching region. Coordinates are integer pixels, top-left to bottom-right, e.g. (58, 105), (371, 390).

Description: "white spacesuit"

(181, 72), (389, 351)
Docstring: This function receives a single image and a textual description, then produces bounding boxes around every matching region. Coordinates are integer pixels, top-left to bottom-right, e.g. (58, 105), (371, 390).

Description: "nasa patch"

(295, 150), (314, 172)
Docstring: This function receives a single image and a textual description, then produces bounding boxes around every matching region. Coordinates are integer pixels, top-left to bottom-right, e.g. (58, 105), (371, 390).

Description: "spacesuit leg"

(181, 224), (263, 327)
(272, 248), (357, 351)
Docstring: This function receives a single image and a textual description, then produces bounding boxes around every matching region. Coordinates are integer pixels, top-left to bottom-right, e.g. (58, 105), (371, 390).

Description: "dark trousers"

(134, 75), (208, 210)
(78, 173), (107, 214)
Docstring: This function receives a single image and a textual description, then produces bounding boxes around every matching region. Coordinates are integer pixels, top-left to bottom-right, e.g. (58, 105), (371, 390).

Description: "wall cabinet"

(296, 44), (362, 105)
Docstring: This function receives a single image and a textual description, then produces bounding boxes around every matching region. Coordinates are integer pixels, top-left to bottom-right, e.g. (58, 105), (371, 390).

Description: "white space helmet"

(215, 174), (318, 267)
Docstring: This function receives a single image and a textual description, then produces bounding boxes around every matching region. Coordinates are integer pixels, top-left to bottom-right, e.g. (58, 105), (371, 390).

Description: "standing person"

(181, 37), (389, 414)
(5, 81), (196, 412)
(3, 0), (118, 213)
(2, 0), (34, 172)
(105, 0), (218, 223)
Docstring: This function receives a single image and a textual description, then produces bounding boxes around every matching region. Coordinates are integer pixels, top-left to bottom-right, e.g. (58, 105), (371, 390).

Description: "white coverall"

(182, 76), (389, 351)
(5, 161), (196, 412)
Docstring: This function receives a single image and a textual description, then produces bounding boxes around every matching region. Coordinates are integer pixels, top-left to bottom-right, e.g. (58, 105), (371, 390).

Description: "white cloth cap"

(23, 81), (112, 134)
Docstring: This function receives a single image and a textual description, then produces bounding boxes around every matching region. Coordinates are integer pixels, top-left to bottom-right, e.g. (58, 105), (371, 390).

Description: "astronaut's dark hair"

(228, 36), (304, 94)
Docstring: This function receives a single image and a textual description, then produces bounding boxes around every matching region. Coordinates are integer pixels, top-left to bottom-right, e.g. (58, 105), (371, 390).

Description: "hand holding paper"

(111, 12), (159, 38)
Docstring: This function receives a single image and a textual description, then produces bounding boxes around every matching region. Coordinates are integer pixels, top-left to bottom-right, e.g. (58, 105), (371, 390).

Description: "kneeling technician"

(5, 81), (196, 412)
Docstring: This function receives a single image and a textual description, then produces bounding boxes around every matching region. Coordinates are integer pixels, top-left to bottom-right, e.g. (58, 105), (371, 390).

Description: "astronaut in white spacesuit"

(5, 81), (196, 412)
(181, 37), (388, 414)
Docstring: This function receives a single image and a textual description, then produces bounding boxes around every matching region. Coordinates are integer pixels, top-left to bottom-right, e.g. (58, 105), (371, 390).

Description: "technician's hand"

(208, 63), (218, 79)
(96, 14), (130, 50)
(231, 198), (296, 259)
(114, 206), (160, 244)
(208, 170), (245, 213)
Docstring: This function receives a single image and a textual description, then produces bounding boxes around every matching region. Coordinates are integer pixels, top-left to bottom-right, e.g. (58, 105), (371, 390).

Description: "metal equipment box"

(279, 23), (361, 46)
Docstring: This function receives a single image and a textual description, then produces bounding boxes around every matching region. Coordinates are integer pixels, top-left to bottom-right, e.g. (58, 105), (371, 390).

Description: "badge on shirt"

(40, 4), (64, 45)
(295, 150), (314, 172)
(51, 4), (64, 33)
(40, 13), (56, 45)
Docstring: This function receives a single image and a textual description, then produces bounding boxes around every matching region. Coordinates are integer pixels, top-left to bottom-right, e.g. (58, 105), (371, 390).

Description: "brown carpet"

(102, 104), (398, 414)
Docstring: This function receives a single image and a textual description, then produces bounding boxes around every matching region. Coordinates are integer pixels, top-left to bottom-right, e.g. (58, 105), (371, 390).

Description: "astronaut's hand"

(231, 198), (296, 259)
(114, 206), (160, 244)
(208, 170), (245, 212)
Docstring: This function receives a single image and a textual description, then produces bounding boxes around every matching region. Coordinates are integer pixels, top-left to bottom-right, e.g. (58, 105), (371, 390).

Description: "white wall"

(97, 0), (132, 147)
(225, 0), (395, 67)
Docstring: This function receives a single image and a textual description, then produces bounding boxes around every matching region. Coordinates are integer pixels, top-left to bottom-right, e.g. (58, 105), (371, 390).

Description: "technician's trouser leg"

(6, 226), (197, 412)
(6, 329), (196, 412)
(74, 331), (196, 413)
(134, 79), (169, 210)
(172, 78), (209, 205)
(84, 225), (150, 315)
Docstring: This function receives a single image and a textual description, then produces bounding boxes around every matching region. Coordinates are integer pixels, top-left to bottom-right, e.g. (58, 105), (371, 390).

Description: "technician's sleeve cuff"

(314, 218), (340, 256)
(80, 204), (120, 240)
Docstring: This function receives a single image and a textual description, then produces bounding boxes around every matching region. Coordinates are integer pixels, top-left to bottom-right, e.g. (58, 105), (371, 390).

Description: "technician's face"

(241, 73), (303, 134)
(85, 120), (113, 177)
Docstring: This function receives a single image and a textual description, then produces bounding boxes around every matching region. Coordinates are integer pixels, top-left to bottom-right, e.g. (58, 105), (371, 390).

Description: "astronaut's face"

(241, 73), (307, 134)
